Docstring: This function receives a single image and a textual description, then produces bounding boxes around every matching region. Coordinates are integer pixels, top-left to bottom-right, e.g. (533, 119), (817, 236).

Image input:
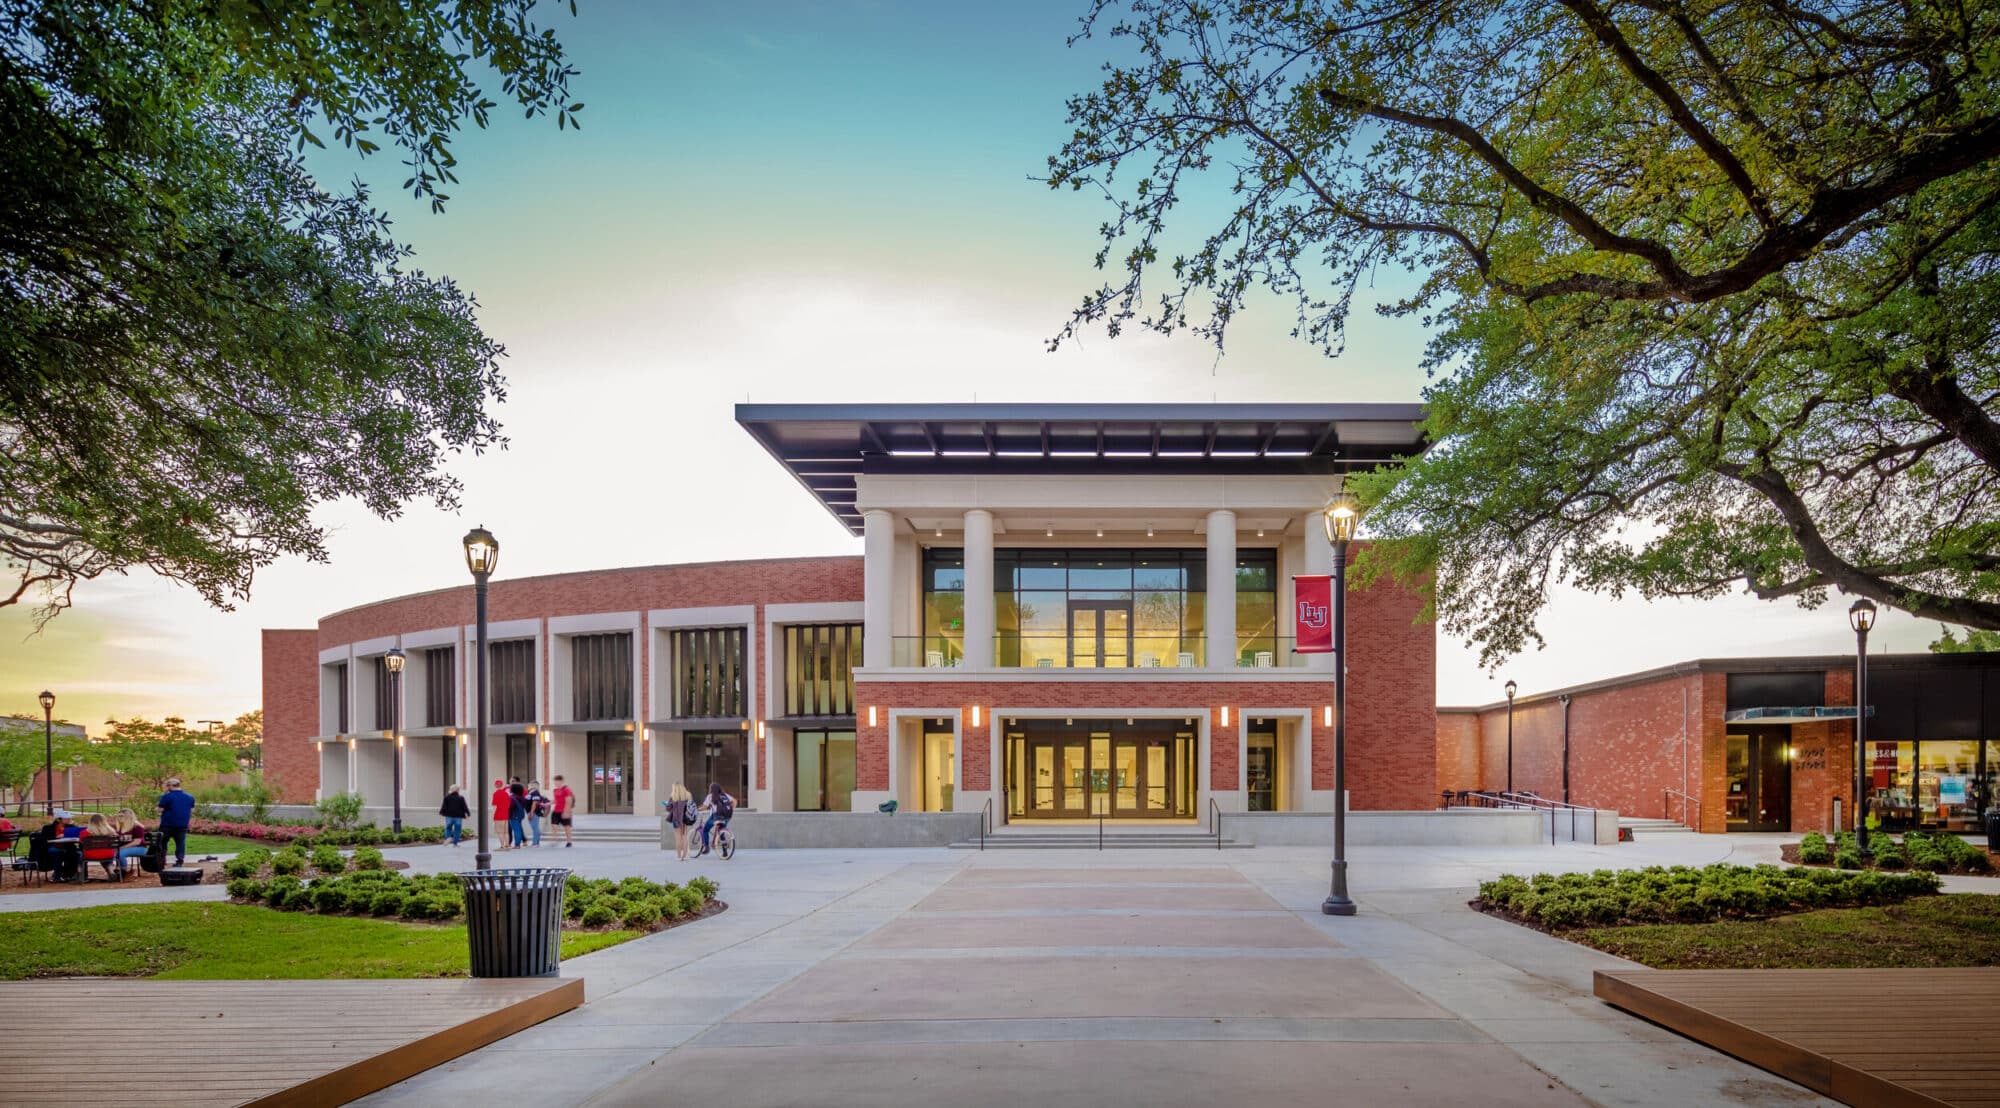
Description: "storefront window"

(796, 729), (855, 811)
(1865, 739), (1994, 832)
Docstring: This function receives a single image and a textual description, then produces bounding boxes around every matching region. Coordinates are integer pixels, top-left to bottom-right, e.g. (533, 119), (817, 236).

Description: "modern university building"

(259, 402), (2000, 842)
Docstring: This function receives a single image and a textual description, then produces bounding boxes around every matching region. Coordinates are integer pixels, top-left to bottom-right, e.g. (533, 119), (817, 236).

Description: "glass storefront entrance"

(1725, 728), (1790, 831)
(796, 729), (855, 812)
(682, 730), (746, 807)
(921, 727), (955, 811)
(1864, 739), (1996, 832)
(587, 731), (634, 813)
(1004, 719), (1196, 819)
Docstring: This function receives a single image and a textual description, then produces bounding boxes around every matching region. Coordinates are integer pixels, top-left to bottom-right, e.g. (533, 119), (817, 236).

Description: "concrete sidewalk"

(358, 835), (1834, 1107)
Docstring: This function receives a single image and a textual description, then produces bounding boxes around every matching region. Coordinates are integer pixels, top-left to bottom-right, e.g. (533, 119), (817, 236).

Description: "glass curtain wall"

(921, 548), (1275, 668)
(782, 624), (862, 716)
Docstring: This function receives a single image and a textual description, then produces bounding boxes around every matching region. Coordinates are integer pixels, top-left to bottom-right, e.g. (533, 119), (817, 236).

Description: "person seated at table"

(77, 813), (120, 876)
(113, 809), (149, 871)
(32, 813), (78, 880)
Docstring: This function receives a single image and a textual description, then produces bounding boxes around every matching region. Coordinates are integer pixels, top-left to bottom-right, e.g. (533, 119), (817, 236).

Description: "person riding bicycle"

(697, 782), (735, 857)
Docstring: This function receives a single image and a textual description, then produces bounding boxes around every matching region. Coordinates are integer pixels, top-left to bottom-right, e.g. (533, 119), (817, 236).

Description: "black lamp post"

(385, 647), (406, 833)
(1849, 598), (1876, 857)
(1321, 491), (1360, 917)
(1504, 680), (1518, 795)
(38, 689), (54, 815)
(464, 526), (499, 870)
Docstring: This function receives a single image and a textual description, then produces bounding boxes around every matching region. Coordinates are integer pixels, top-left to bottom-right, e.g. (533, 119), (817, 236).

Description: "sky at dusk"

(0, 0), (1950, 729)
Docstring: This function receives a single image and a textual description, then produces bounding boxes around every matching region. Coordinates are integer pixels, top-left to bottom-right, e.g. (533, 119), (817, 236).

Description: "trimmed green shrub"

(263, 875), (303, 907)
(686, 876), (719, 900)
(1872, 845), (1908, 870)
(1834, 848), (1864, 870)
(580, 903), (617, 928)
(308, 881), (351, 913)
(1477, 863), (1938, 929)
(226, 877), (266, 900)
(270, 848), (308, 876)
(314, 790), (365, 830)
(1796, 832), (1830, 865)
(352, 846), (385, 871)
(223, 846), (274, 879)
(671, 887), (705, 917)
(369, 890), (409, 917)
(621, 902), (661, 929)
(310, 844), (347, 874)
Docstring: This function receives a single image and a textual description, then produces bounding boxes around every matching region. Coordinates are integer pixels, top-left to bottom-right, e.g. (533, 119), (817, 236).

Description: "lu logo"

(1297, 600), (1328, 629)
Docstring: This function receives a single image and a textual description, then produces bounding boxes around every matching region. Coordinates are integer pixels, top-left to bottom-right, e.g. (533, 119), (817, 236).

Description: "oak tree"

(1048, 0), (2000, 663)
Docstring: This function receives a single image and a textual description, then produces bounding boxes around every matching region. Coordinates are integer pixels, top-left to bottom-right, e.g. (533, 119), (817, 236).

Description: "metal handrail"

(1663, 788), (1700, 828)
(1097, 813), (1104, 851)
(1463, 790), (1597, 844)
(1210, 797), (1222, 851)
(979, 797), (993, 852)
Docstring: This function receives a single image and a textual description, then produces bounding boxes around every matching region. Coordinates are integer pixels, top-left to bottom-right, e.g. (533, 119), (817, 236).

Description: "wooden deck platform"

(1596, 968), (2000, 1108)
(0, 976), (582, 1106)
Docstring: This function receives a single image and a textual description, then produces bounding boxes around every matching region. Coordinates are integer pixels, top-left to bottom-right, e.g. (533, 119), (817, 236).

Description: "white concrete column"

(1301, 510), (1336, 673)
(862, 509), (895, 667)
(963, 508), (995, 668)
(1205, 509), (1237, 669)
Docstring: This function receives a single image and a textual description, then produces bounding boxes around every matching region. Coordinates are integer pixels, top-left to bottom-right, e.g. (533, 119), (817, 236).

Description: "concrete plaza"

(356, 833), (1844, 1107)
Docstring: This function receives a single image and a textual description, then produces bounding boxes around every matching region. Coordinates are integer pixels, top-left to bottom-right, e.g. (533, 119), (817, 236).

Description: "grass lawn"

(1573, 893), (2000, 969)
(181, 833), (276, 855)
(0, 902), (637, 980)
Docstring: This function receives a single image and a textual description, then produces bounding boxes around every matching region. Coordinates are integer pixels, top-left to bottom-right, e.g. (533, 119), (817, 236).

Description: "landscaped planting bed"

(1786, 830), (1993, 875)
(191, 818), (446, 848)
(1476, 863), (1940, 929)
(225, 848), (722, 934)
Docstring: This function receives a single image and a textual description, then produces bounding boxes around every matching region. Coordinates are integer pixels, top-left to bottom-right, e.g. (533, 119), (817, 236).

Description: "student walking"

(525, 781), (549, 847)
(489, 779), (513, 851)
(439, 786), (470, 846)
(156, 777), (195, 867)
(665, 783), (697, 860)
(550, 775), (575, 847)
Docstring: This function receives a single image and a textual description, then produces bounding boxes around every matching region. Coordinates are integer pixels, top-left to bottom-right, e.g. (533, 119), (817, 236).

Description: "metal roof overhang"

(736, 403), (1430, 535)
(1723, 706), (1873, 724)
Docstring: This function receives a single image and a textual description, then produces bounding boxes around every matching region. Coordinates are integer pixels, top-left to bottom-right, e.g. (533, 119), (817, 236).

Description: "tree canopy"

(1048, 0), (2000, 664)
(96, 716), (243, 793)
(1, 0), (581, 623)
(0, 716), (88, 811)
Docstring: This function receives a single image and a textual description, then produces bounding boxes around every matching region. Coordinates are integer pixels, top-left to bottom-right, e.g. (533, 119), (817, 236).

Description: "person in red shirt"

(550, 775), (575, 848)
(489, 779), (513, 851)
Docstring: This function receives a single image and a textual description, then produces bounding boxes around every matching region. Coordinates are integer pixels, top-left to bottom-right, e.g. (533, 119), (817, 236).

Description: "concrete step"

(568, 829), (659, 842)
(950, 834), (1252, 850)
(1618, 818), (1694, 834)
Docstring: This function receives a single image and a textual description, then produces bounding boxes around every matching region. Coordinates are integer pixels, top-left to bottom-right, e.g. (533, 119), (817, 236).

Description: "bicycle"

(696, 817), (735, 860)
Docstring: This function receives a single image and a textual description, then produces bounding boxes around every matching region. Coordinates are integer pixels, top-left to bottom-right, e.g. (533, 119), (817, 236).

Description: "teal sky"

(0, 0), (1942, 728)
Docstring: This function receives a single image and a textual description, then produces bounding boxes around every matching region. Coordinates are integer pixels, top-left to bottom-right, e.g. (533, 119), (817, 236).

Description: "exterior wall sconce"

(756, 720), (766, 740)
(970, 705), (982, 727)
(459, 734), (469, 746)
(1324, 705), (1334, 727)
(867, 706), (878, 727)
(396, 734), (405, 748)
(541, 731), (551, 745)
(1219, 705), (1230, 727)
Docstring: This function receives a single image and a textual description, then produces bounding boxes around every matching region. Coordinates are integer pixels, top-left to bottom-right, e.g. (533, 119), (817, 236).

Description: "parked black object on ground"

(459, 868), (569, 978)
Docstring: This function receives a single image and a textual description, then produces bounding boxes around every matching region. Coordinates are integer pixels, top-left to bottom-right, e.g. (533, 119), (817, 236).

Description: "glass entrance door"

(683, 731), (747, 808)
(1068, 602), (1131, 668)
(587, 732), (634, 814)
(1013, 724), (1194, 819)
(1725, 729), (1790, 831)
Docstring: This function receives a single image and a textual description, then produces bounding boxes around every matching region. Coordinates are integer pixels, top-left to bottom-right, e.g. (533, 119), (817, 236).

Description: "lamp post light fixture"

(385, 647), (407, 833)
(38, 689), (54, 816)
(1320, 490), (1360, 917)
(464, 525), (500, 870)
(1848, 598), (1876, 858)
(1504, 680), (1518, 795)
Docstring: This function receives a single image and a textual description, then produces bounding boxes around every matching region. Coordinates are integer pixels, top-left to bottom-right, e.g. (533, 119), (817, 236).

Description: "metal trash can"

(458, 868), (569, 978)
(1986, 808), (2000, 854)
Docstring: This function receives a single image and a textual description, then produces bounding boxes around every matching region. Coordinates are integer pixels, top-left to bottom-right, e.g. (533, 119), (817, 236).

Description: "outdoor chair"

(77, 833), (124, 882)
(925, 650), (943, 668)
(1177, 652), (1195, 668)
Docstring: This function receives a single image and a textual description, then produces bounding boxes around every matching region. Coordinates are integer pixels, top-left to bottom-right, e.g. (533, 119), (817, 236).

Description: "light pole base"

(1321, 895), (1357, 916)
(474, 852), (492, 871)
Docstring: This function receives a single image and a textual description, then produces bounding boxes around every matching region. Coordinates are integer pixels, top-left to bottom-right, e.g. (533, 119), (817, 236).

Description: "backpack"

(716, 794), (735, 819)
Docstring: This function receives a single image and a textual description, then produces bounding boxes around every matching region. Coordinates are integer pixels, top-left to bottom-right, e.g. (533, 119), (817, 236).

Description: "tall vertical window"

(489, 639), (535, 724)
(1234, 554), (1279, 666)
(921, 551), (965, 664)
(424, 646), (455, 728)
(332, 662), (349, 733)
(570, 632), (633, 720)
(372, 655), (394, 732)
(669, 627), (746, 718)
(782, 623), (862, 716)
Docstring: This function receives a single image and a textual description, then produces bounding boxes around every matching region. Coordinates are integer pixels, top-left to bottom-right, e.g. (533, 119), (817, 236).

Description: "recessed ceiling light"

(1045, 525), (1053, 538)
(1256, 527), (1265, 538)
(1096, 527), (1104, 538)
(1146, 525), (1154, 537)
(935, 526), (942, 538)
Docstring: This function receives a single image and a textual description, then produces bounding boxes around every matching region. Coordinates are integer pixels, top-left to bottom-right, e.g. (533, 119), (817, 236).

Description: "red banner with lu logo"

(1293, 574), (1334, 653)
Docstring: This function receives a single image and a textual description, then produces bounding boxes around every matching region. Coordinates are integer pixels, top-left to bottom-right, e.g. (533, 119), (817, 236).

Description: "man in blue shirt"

(156, 778), (195, 867)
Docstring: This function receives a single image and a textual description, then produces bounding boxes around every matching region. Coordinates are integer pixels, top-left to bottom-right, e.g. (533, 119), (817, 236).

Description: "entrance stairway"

(568, 822), (661, 844)
(1619, 816), (1695, 836)
(950, 826), (1252, 850)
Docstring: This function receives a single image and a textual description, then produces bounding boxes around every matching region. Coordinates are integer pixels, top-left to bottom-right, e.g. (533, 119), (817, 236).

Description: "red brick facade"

(262, 628), (321, 803)
(1437, 663), (1859, 833)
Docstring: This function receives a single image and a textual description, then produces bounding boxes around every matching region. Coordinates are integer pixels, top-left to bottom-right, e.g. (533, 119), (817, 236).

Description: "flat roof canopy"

(737, 402), (1429, 534)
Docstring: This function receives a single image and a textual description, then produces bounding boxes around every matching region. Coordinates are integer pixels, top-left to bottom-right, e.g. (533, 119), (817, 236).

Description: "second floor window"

(783, 623), (861, 717)
(332, 662), (349, 733)
(373, 655), (395, 731)
(489, 639), (535, 724)
(669, 627), (746, 718)
(571, 632), (633, 720)
(425, 646), (455, 728)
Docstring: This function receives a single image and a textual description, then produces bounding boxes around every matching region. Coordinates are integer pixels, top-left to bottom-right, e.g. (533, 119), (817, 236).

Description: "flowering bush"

(188, 818), (444, 847)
